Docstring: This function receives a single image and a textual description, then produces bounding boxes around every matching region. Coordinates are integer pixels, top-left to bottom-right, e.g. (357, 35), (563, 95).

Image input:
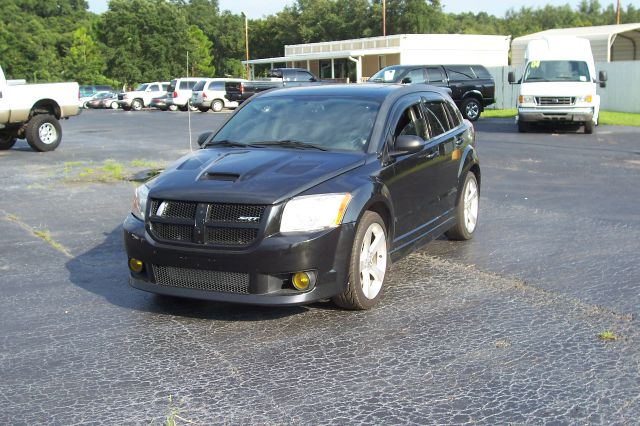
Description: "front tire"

(584, 121), (594, 134)
(25, 114), (62, 152)
(131, 99), (143, 111)
(198, 107), (209, 113)
(462, 98), (481, 121)
(0, 130), (17, 150)
(110, 101), (118, 109)
(211, 99), (224, 112)
(446, 172), (479, 241)
(332, 211), (388, 310)
(518, 120), (530, 133)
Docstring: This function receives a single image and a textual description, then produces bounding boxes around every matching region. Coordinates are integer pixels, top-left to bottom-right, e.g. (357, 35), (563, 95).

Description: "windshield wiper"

(251, 140), (328, 151)
(204, 139), (248, 148)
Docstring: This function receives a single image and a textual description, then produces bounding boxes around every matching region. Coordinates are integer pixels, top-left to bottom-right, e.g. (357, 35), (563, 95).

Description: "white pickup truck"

(0, 65), (80, 151)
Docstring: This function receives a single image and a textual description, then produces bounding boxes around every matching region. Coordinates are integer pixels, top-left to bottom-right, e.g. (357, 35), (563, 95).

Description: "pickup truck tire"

(584, 121), (594, 134)
(518, 120), (530, 133)
(0, 130), (17, 150)
(131, 99), (143, 111)
(462, 98), (481, 121)
(332, 211), (387, 310)
(26, 114), (62, 152)
(211, 99), (224, 113)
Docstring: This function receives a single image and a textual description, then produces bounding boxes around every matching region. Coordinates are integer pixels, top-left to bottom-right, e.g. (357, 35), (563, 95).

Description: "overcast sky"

(87, 0), (631, 19)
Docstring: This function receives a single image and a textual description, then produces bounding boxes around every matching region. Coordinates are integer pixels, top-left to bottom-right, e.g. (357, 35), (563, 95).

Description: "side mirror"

(599, 70), (608, 88)
(197, 131), (214, 147)
(392, 134), (426, 156)
(508, 71), (516, 84)
(401, 77), (412, 84)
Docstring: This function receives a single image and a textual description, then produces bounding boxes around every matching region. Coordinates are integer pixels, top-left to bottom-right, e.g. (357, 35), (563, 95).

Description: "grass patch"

(63, 159), (166, 183)
(599, 111), (640, 126)
(483, 109), (640, 126)
(597, 330), (619, 341)
(130, 159), (164, 168)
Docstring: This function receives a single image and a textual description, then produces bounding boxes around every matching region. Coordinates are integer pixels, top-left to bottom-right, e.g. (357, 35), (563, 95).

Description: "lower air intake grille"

(205, 227), (258, 246)
(151, 223), (193, 242)
(152, 265), (250, 294)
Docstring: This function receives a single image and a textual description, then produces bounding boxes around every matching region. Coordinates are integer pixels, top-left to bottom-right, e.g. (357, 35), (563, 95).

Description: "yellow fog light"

(129, 258), (144, 273)
(292, 272), (311, 291)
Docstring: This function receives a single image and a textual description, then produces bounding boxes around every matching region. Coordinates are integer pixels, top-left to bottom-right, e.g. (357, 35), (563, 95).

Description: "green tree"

(187, 25), (215, 76)
(62, 27), (107, 84)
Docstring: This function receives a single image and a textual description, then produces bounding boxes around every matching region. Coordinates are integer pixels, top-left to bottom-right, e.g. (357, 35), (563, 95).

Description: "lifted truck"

(0, 65), (80, 151)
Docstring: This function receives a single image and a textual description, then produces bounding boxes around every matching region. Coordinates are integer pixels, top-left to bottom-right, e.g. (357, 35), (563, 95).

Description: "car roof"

(259, 83), (450, 101)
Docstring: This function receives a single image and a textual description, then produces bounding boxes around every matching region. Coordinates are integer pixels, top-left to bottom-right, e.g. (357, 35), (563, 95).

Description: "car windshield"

(135, 84), (149, 91)
(523, 60), (591, 83)
(369, 67), (403, 83)
(211, 96), (381, 152)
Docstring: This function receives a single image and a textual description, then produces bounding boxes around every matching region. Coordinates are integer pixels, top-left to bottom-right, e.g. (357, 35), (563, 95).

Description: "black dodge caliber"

(124, 84), (480, 310)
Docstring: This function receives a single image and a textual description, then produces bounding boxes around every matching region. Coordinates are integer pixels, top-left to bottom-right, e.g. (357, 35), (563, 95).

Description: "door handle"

(455, 136), (465, 146)
(425, 151), (439, 160)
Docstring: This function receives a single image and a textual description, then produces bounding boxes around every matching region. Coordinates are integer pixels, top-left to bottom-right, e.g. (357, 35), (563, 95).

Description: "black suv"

(369, 64), (495, 121)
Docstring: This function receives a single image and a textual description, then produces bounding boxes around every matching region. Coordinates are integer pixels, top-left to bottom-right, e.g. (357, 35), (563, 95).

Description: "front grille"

(148, 199), (267, 248)
(206, 227), (258, 246)
(118, 94), (124, 100)
(536, 96), (574, 106)
(152, 265), (250, 294)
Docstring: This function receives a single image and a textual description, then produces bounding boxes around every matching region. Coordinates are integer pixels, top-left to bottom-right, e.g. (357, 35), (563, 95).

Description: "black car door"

(380, 94), (445, 251)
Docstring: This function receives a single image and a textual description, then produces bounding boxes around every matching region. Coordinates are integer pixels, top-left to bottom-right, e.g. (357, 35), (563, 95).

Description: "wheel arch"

(30, 99), (61, 119)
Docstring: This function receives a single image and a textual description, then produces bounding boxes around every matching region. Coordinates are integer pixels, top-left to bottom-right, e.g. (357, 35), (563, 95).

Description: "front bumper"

(518, 107), (594, 123)
(123, 214), (355, 306)
(117, 99), (132, 108)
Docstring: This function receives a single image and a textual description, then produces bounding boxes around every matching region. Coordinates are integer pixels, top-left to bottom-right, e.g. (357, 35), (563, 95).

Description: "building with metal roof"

(243, 34), (511, 82)
(511, 23), (640, 66)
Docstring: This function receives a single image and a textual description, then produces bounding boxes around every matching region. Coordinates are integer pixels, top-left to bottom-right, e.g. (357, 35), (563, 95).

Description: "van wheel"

(462, 98), (481, 121)
(211, 99), (224, 112)
(446, 172), (479, 241)
(26, 114), (62, 152)
(332, 211), (388, 310)
(584, 121), (594, 134)
(0, 130), (17, 150)
(131, 99), (143, 111)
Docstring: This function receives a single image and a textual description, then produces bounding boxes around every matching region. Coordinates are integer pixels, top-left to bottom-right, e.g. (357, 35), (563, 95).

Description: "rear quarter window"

(445, 66), (475, 81)
(209, 82), (225, 91)
(471, 65), (492, 79)
(193, 81), (207, 91)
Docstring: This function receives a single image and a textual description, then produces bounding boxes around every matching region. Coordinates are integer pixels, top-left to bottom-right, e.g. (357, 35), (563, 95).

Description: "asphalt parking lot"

(1, 109), (638, 424)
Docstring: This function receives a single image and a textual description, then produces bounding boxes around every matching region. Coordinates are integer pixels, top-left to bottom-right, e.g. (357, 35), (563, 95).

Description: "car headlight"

(518, 95), (536, 105)
(575, 95), (593, 103)
(280, 193), (352, 233)
(132, 184), (150, 220)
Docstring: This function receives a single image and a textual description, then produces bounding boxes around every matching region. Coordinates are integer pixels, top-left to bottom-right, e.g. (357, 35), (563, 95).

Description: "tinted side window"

(179, 81), (189, 90)
(393, 103), (428, 142)
(426, 67), (445, 83)
(209, 82), (225, 91)
(193, 81), (207, 91)
(445, 65), (475, 81)
(444, 101), (462, 128)
(405, 68), (426, 84)
(188, 81), (197, 89)
(423, 101), (451, 136)
(161, 84), (169, 91)
(148, 84), (159, 91)
(295, 71), (315, 82)
(471, 65), (492, 79)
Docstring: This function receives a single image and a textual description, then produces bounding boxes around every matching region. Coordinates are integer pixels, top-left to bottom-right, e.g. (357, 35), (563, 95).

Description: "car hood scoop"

(149, 148), (365, 205)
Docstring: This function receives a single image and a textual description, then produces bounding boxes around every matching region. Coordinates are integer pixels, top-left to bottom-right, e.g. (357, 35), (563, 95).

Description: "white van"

(509, 36), (607, 134)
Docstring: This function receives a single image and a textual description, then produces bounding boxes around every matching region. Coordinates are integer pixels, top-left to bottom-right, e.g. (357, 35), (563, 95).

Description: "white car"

(117, 82), (169, 111)
(190, 78), (245, 112)
(166, 77), (204, 111)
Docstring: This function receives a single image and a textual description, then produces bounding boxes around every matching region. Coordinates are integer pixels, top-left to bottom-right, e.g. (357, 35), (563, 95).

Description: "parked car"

(508, 36), (607, 134)
(190, 78), (245, 112)
(100, 92), (121, 109)
(79, 84), (115, 108)
(166, 77), (204, 111)
(117, 82), (169, 111)
(149, 95), (173, 111)
(369, 64), (495, 121)
(1, 65), (80, 152)
(86, 91), (117, 109)
(124, 84), (480, 310)
(225, 68), (321, 104)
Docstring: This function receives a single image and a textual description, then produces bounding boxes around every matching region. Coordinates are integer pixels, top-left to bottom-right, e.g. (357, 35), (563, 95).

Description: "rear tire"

(211, 99), (224, 112)
(110, 101), (118, 109)
(0, 130), (17, 150)
(25, 114), (62, 152)
(446, 172), (479, 241)
(332, 211), (388, 310)
(462, 98), (481, 121)
(198, 107), (209, 113)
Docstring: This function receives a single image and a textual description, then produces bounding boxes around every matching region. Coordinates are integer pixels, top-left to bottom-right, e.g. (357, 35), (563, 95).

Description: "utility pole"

(244, 13), (250, 80)
(616, 0), (621, 25)
(383, 0), (386, 36)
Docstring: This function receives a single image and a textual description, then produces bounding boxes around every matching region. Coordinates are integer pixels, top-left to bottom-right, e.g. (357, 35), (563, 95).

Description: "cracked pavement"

(0, 110), (638, 424)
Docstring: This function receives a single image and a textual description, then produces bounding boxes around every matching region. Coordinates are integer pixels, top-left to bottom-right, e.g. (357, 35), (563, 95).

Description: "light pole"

(243, 12), (250, 79)
(382, 0), (386, 36)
